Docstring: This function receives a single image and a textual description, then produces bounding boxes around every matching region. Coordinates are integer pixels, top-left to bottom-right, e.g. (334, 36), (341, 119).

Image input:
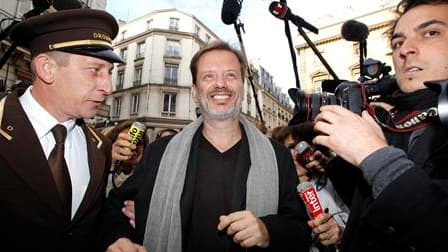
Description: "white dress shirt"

(19, 86), (90, 219)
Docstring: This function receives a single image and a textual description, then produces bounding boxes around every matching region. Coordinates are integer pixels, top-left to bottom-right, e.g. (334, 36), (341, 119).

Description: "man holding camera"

(312, 0), (448, 251)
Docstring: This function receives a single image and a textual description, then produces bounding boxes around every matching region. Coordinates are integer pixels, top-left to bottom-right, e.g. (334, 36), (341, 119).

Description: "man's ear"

(191, 84), (198, 102)
(33, 54), (56, 84)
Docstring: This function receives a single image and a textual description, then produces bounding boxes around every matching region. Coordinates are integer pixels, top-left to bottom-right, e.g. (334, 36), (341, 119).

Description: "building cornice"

(117, 8), (220, 39)
(297, 20), (393, 50)
(114, 28), (195, 48)
(112, 83), (191, 96)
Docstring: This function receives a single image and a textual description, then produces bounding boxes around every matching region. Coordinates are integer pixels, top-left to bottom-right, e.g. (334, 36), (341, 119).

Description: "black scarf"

(368, 88), (439, 133)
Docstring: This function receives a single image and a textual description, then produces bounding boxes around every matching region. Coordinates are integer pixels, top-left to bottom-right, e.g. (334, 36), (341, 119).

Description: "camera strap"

(367, 104), (438, 132)
(367, 88), (439, 132)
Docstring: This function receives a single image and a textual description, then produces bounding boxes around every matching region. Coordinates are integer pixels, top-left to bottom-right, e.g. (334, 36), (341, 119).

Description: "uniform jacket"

(327, 121), (448, 252)
(0, 90), (112, 252)
(99, 129), (311, 251)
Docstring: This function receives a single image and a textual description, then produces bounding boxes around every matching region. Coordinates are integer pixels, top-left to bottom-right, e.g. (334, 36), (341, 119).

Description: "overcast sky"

(106, 0), (397, 94)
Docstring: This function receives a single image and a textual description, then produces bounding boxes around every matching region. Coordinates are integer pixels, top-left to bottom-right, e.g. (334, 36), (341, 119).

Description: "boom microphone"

(221, 0), (243, 25)
(114, 122), (146, 168)
(53, 0), (83, 10)
(269, 1), (318, 34)
(31, 0), (51, 10)
(297, 181), (323, 218)
(341, 19), (369, 42)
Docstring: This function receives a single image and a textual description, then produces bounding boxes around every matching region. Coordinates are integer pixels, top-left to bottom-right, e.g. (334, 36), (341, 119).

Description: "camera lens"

(289, 88), (338, 124)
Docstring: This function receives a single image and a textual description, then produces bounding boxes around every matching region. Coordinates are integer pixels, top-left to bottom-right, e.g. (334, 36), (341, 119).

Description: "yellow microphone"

(127, 121), (146, 145)
(114, 122), (146, 168)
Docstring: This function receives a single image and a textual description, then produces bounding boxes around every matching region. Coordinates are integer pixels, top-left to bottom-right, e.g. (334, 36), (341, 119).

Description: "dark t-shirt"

(185, 133), (242, 252)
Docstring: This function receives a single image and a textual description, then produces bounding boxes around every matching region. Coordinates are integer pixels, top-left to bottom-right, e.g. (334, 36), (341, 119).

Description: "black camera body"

(288, 60), (397, 124)
(288, 81), (366, 123)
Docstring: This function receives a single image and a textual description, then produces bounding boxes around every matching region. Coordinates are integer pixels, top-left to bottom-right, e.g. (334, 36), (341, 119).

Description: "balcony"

(133, 80), (141, 86)
(161, 111), (176, 117)
(164, 52), (181, 60)
(169, 25), (179, 31)
(115, 83), (124, 90)
(135, 53), (144, 60)
(164, 78), (177, 85)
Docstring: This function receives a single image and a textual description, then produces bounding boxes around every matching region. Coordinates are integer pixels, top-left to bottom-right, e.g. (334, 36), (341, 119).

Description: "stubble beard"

(196, 90), (243, 121)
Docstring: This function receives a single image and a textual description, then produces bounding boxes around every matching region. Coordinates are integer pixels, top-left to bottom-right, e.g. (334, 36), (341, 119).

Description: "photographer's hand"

(305, 150), (328, 173)
(313, 105), (387, 167)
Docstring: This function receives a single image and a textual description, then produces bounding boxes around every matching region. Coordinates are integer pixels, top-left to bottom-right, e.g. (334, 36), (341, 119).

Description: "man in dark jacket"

(312, 0), (448, 251)
(101, 41), (311, 252)
(0, 8), (123, 251)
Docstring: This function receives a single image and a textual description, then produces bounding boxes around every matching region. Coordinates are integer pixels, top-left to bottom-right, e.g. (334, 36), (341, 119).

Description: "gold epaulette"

(0, 96), (12, 141)
(87, 126), (103, 149)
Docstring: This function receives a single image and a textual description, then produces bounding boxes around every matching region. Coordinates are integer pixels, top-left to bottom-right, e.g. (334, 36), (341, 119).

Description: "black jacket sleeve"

(97, 136), (172, 250)
(259, 140), (311, 251)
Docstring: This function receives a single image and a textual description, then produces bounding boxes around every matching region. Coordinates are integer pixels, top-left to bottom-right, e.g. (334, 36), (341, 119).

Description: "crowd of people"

(271, 123), (349, 251)
(1, 0), (448, 251)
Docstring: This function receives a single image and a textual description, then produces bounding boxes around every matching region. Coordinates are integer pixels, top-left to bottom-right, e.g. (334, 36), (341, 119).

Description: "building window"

(113, 97), (122, 117)
(246, 91), (252, 105)
(169, 17), (179, 31)
(162, 93), (176, 117)
(121, 30), (127, 41)
(116, 70), (124, 89)
(315, 83), (323, 93)
(194, 25), (200, 36)
(136, 42), (145, 59)
(311, 72), (329, 93)
(131, 94), (140, 114)
(120, 48), (127, 62)
(165, 39), (180, 57)
(134, 66), (142, 86)
(351, 67), (361, 81)
(205, 34), (211, 43)
(146, 19), (153, 30)
(164, 64), (178, 85)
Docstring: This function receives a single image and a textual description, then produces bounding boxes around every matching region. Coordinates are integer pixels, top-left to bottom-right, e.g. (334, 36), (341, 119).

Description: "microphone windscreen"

(297, 181), (324, 218)
(53, 0), (83, 10)
(32, 0), (51, 9)
(114, 122), (146, 168)
(295, 141), (310, 154)
(221, 0), (242, 25)
(341, 19), (369, 42)
(128, 122), (146, 144)
(269, 1), (288, 20)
